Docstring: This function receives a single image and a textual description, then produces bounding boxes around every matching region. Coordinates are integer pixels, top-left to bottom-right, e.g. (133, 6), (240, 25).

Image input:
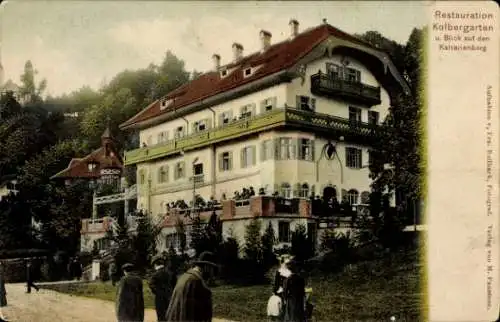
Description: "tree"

(261, 222), (277, 269)
(189, 215), (207, 256)
(131, 213), (163, 271)
(243, 219), (265, 282)
(19, 60), (47, 104)
(175, 218), (187, 255)
(291, 224), (312, 262)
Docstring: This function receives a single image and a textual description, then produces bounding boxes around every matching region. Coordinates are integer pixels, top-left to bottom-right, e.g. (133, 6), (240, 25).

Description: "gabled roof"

(120, 23), (407, 130)
(50, 146), (123, 180)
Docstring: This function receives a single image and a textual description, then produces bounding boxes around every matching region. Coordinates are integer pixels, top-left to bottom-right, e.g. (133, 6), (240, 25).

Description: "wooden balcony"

(310, 72), (381, 106)
(124, 108), (380, 165)
(81, 217), (113, 234)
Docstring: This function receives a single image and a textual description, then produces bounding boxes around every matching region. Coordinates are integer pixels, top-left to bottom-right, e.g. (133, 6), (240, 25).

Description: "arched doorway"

(323, 186), (337, 201)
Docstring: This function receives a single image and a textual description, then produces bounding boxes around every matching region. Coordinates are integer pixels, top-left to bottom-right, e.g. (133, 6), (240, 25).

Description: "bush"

(317, 230), (355, 273)
(291, 224), (313, 262)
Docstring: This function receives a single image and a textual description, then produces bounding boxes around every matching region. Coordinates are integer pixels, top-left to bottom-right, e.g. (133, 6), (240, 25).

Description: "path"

(3, 283), (231, 322)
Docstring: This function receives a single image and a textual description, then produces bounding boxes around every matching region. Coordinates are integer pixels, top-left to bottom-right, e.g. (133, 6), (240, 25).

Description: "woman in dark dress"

(0, 261), (9, 321)
(282, 260), (305, 322)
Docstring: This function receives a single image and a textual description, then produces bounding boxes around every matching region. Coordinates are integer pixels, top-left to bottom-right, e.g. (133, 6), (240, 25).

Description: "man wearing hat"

(165, 251), (218, 322)
(149, 255), (177, 322)
(115, 263), (144, 322)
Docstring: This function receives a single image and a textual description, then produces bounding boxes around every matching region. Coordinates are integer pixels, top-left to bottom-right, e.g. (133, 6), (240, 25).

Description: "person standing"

(165, 251), (218, 322)
(115, 263), (144, 322)
(26, 260), (39, 293)
(0, 262), (9, 322)
(149, 256), (177, 322)
(282, 259), (305, 322)
(73, 257), (83, 281)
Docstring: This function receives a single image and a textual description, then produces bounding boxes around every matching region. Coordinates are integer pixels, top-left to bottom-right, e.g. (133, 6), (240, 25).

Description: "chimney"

(212, 54), (221, 71)
(232, 43), (244, 62)
(289, 19), (299, 38)
(259, 30), (272, 52)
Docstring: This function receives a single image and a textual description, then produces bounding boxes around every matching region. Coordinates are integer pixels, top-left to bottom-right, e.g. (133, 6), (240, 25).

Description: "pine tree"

(261, 222), (277, 270)
(189, 215), (207, 256)
(291, 224), (311, 262)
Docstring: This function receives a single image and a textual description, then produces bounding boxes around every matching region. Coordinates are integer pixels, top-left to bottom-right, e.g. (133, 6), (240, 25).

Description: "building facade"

(120, 20), (409, 252)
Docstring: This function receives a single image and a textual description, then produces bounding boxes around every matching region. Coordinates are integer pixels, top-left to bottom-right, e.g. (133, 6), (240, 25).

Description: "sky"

(0, 1), (429, 97)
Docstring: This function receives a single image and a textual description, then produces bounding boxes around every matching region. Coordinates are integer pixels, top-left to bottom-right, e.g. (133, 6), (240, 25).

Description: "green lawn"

(42, 250), (424, 321)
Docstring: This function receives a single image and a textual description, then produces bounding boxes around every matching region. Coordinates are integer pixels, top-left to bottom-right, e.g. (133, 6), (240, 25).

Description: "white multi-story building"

(120, 20), (409, 251)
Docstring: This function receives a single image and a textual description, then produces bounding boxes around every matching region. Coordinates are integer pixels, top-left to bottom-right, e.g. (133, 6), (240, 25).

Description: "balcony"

(310, 72), (381, 106)
(124, 108), (380, 165)
(81, 217), (114, 234)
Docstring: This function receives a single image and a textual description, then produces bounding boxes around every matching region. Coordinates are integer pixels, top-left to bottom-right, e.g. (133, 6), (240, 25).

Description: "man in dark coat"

(0, 262), (9, 322)
(26, 260), (39, 293)
(149, 255), (177, 322)
(115, 263), (144, 322)
(165, 251), (218, 322)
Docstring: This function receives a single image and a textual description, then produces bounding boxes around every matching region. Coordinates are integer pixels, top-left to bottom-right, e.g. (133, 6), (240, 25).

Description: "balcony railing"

(310, 72), (381, 106)
(124, 107), (380, 165)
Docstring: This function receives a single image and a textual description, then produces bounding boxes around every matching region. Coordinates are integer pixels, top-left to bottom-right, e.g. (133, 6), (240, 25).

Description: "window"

(261, 140), (273, 161)
(219, 152), (232, 172)
(368, 111), (379, 125)
(347, 189), (359, 205)
(345, 67), (361, 83)
(174, 162), (185, 180)
(166, 233), (180, 249)
(158, 166), (168, 183)
(240, 104), (255, 119)
(219, 111), (233, 125)
(296, 95), (316, 111)
(300, 183), (310, 198)
(368, 150), (375, 165)
(193, 119), (209, 132)
(244, 68), (252, 77)
(147, 135), (153, 146)
(298, 138), (313, 161)
(194, 163), (203, 175)
(87, 162), (98, 171)
(139, 170), (145, 185)
(261, 97), (277, 112)
(277, 138), (295, 160)
(241, 146), (256, 168)
(349, 107), (362, 123)
(174, 126), (185, 139)
(278, 221), (291, 243)
(220, 69), (228, 77)
(280, 183), (292, 199)
(157, 131), (169, 143)
(346, 147), (362, 168)
(326, 63), (361, 82)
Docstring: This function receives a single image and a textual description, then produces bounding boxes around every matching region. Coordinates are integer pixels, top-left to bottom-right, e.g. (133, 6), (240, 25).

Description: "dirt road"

(3, 282), (231, 322)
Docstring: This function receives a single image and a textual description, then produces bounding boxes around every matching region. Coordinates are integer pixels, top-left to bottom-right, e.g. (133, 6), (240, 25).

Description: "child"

(267, 287), (283, 322)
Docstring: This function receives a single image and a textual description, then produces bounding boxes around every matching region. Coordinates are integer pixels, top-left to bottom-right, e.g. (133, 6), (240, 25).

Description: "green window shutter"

(218, 153), (223, 171)
(296, 95), (301, 109)
(311, 98), (316, 111)
(311, 140), (315, 161)
(271, 96), (277, 109)
(240, 148), (245, 168)
(358, 149), (363, 168)
(251, 103), (256, 116)
(229, 152), (233, 170)
(275, 138), (281, 160)
(345, 147), (350, 166)
(218, 113), (224, 127)
(260, 99), (266, 113)
(260, 142), (265, 161)
(356, 70), (361, 82)
(252, 146), (257, 165)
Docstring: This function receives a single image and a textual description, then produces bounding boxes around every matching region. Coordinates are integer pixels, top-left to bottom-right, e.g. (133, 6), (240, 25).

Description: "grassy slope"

(42, 249), (423, 321)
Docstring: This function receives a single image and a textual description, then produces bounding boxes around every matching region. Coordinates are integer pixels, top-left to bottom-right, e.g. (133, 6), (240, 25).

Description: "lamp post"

(191, 157), (199, 218)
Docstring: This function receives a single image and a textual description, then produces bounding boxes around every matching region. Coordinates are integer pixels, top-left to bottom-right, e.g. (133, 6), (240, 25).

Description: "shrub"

(243, 219), (265, 283)
(291, 224), (313, 262)
(261, 222), (277, 270)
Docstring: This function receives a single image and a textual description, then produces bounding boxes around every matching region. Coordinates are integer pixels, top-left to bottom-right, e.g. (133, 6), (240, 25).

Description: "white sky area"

(0, 1), (429, 97)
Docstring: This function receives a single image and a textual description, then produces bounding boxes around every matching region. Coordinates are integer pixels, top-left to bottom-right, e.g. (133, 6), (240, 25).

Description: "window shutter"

(345, 147), (349, 166)
(218, 154), (223, 171)
(157, 133), (162, 143)
(297, 138), (303, 160)
(356, 70), (361, 82)
(205, 118), (211, 129)
(291, 139), (297, 159)
(275, 139), (281, 160)
(218, 114), (224, 127)
(293, 183), (301, 198)
(252, 146), (257, 165)
(240, 148), (245, 168)
(260, 142), (265, 161)
(311, 140), (315, 161)
(251, 103), (256, 116)
(311, 98), (316, 111)
(192, 122), (197, 133)
(359, 149), (363, 168)
(296, 95), (301, 109)
(228, 152), (233, 170)
(260, 99), (266, 113)
(227, 110), (233, 121)
(271, 96), (277, 109)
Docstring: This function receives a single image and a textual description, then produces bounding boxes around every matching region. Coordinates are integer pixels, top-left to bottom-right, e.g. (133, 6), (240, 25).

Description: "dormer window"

(193, 119), (210, 132)
(219, 111), (233, 125)
(244, 68), (252, 77)
(220, 69), (228, 77)
(261, 97), (277, 112)
(160, 98), (173, 111)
